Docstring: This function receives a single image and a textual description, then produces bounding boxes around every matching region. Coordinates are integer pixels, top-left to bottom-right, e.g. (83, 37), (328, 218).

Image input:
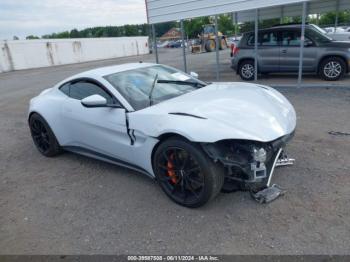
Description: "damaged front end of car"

(201, 132), (294, 201)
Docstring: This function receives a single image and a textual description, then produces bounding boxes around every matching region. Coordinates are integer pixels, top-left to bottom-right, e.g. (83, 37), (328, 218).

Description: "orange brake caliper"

(167, 154), (178, 184)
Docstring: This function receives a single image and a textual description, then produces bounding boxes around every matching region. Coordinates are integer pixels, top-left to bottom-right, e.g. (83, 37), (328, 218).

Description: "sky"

(0, 0), (147, 40)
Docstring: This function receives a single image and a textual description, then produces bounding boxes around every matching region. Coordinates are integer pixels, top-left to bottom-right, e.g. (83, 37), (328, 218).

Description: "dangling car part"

(28, 63), (296, 208)
(276, 151), (295, 167)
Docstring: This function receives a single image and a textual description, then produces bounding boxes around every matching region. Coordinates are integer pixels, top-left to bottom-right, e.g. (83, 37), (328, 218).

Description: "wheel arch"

(28, 110), (38, 123)
(318, 55), (349, 73)
(151, 132), (192, 172)
(28, 111), (61, 146)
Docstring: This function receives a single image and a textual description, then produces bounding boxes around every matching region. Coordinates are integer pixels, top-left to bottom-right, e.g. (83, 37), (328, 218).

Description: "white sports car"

(28, 63), (296, 207)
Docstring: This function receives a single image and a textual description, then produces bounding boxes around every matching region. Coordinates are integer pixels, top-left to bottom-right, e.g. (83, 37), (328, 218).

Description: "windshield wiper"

(157, 79), (206, 88)
(149, 74), (158, 106)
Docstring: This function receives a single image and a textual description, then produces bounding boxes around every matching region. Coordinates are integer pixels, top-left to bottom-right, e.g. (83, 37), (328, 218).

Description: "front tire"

(238, 60), (255, 81)
(319, 57), (345, 81)
(29, 113), (62, 157)
(205, 39), (216, 52)
(153, 137), (224, 208)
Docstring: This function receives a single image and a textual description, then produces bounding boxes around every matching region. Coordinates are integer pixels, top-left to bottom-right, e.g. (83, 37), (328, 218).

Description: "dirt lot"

(0, 49), (349, 255)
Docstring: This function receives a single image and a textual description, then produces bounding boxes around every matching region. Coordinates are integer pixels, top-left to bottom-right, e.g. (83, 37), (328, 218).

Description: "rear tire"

(29, 113), (62, 157)
(153, 137), (224, 208)
(238, 60), (255, 81)
(319, 57), (346, 81)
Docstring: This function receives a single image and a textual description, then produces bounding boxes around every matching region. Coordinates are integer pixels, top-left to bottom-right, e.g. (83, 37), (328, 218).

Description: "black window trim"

(58, 77), (126, 110)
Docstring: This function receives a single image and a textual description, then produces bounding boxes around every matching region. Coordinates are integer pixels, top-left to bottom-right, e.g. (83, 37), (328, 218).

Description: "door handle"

(281, 49), (287, 54)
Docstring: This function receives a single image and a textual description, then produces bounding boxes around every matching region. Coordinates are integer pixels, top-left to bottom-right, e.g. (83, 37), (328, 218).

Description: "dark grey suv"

(231, 24), (350, 81)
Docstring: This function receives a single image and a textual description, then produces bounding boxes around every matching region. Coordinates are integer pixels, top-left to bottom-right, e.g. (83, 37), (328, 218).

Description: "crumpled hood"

(130, 82), (296, 142)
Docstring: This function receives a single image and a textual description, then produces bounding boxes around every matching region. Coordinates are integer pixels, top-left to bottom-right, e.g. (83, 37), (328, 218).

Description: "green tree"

(318, 11), (350, 26)
(184, 17), (210, 38)
(218, 14), (234, 35)
(26, 35), (40, 40)
(124, 24), (139, 36)
(154, 21), (178, 37)
(70, 29), (80, 38)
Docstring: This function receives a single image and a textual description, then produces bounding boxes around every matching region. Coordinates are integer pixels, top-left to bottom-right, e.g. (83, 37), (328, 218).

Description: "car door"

(280, 29), (318, 72)
(257, 30), (280, 72)
(60, 79), (131, 162)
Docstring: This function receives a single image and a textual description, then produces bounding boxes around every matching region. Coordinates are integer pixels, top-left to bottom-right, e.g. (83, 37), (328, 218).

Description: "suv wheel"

(239, 60), (255, 81)
(319, 57), (346, 81)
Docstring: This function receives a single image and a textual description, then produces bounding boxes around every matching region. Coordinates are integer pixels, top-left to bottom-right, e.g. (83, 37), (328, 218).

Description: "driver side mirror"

(190, 71), (199, 79)
(81, 94), (107, 107)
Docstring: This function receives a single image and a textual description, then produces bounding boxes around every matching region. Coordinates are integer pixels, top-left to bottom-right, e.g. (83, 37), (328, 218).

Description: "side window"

(260, 32), (278, 46)
(282, 31), (301, 46)
(59, 83), (70, 96)
(69, 81), (114, 104)
(247, 31), (278, 46)
(247, 35), (255, 46)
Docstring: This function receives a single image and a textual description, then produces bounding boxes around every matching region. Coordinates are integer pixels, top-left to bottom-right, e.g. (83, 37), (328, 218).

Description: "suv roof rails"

(272, 22), (310, 27)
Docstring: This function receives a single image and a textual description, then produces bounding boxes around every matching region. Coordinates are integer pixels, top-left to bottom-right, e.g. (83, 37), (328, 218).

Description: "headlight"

(252, 148), (267, 163)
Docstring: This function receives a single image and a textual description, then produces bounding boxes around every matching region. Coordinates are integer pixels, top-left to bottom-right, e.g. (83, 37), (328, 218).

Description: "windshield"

(310, 24), (327, 34)
(104, 65), (206, 110)
(306, 27), (332, 43)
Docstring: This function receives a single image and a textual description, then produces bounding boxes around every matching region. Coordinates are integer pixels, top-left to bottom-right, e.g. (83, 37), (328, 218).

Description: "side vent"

(168, 112), (207, 119)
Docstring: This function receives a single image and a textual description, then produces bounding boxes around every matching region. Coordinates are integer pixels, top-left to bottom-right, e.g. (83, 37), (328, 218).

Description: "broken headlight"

(252, 147), (267, 163)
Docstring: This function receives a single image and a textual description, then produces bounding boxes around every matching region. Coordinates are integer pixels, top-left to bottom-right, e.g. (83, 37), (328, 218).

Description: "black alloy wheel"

(29, 113), (62, 157)
(154, 137), (224, 208)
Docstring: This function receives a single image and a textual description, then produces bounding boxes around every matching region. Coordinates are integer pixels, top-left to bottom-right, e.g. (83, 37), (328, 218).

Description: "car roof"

(271, 24), (312, 29)
(243, 24), (312, 35)
(72, 62), (156, 78)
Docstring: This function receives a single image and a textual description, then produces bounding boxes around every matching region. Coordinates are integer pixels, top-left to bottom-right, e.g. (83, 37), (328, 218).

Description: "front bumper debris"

(276, 151), (295, 167)
(250, 184), (286, 204)
(201, 133), (295, 203)
(251, 148), (293, 204)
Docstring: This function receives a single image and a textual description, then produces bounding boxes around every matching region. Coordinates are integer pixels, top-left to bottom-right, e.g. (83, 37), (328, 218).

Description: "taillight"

(233, 45), (239, 55)
(230, 43), (239, 56)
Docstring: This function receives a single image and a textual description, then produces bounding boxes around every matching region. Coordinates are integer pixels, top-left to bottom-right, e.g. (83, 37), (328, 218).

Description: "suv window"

(282, 31), (301, 46)
(282, 30), (313, 46)
(247, 31), (278, 46)
(68, 81), (114, 104)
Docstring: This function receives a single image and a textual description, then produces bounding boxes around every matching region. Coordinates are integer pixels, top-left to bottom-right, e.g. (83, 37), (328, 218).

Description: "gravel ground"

(0, 49), (349, 255)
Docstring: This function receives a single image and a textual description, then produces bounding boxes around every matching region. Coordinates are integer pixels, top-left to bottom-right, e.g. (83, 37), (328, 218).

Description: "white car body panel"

(29, 63), (296, 177)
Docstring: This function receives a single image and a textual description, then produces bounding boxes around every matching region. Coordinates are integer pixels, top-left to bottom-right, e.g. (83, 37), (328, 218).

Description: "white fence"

(0, 37), (149, 73)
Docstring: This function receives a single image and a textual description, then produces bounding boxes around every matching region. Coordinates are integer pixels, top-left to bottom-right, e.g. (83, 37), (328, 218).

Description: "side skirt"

(62, 146), (155, 179)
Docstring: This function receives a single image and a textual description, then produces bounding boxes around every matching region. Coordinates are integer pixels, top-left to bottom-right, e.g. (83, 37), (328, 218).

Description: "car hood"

(129, 82), (296, 143)
(322, 41), (350, 47)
